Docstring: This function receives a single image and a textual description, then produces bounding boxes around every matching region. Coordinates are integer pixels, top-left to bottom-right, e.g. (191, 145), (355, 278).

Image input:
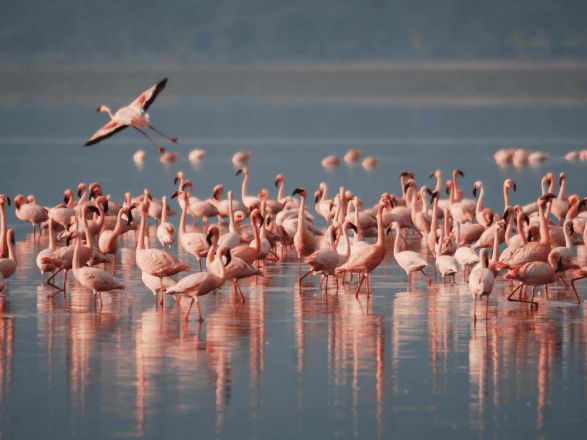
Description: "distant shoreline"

(2, 59), (587, 108)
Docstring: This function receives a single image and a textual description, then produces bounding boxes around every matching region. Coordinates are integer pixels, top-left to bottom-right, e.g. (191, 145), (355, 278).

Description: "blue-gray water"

(1, 98), (587, 439)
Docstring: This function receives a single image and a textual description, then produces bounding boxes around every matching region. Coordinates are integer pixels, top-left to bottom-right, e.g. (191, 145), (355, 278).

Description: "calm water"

(1, 102), (587, 439)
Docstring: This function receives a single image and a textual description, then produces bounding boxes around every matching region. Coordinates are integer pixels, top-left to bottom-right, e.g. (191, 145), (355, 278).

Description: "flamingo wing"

(130, 78), (168, 112)
(85, 120), (128, 146)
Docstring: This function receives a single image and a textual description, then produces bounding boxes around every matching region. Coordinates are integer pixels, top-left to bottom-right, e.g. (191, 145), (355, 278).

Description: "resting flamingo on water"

(85, 78), (177, 154)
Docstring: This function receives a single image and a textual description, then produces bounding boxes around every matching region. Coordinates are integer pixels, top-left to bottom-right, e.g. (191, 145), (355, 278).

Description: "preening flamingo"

(156, 196), (177, 252)
(85, 78), (177, 153)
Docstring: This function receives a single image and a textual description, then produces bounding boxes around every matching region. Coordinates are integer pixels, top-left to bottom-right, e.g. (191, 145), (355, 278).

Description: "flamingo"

(231, 209), (263, 265)
(232, 151), (252, 167)
(389, 221), (432, 286)
(99, 206), (136, 263)
(156, 196), (177, 252)
(209, 184), (249, 223)
(472, 181), (498, 228)
(322, 155), (341, 168)
(498, 194), (556, 270)
(258, 188), (284, 216)
(468, 248), (494, 321)
(217, 191), (242, 250)
(14, 194), (48, 238)
(135, 201), (190, 301)
(165, 246), (230, 321)
(70, 228), (125, 305)
(453, 220), (479, 281)
(0, 195), (10, 259)
(315, 183), (335, 225)
(335, 199), (390, 297)
(504, 249), (565, 307)
(42, 206), (99, 291)
(291, 189), (317, 269)
(300, 225), (340, 291)
(36, 218), (57, 284)
(236, 167), (261, 210)
(362, 157), (379, 170)
(189, 149), (206, 162)
(344, 149), (361, 163)
(434, 220), (460, 283)
(0, 229), (17, 287)
(551, 172), (570, 225)
(503, 179), (516, 210)
(181, 181), (219, 227)
(85, 77), (177, 153)
(171, 191), (209, 272)
(140, 236), (178, 304)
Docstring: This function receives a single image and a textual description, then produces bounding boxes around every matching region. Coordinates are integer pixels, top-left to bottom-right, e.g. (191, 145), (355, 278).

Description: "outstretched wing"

(85, 120), (128, 146)
(129, 78), (168, 112)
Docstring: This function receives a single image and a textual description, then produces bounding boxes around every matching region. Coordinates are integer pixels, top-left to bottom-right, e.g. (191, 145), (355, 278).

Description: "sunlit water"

(1, 102), (587, 438)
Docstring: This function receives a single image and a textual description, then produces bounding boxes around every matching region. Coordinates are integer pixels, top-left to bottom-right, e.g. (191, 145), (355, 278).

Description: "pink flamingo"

(0, 195), (10, 258)
(156, 196), (176, 252)
(335, 198), (390, 297)
(70, 227), (125, 305)
(0, 229), (17, 287)
(14, 194), (48, 238)
(299, 225), (340, 291)
(135, 201), (190, 302)
(85, 78), (176, 153)
(291, 189), (317, 270)
(469, 248), (494, 321)
(165, 246), (230, 321)
(171, 191), (209, 271)
(36, 218), (57, 284)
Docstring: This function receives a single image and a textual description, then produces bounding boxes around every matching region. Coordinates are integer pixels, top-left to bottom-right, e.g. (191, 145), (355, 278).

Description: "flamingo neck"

(375, 204), (385, 247)
(137, 208), (147, 251)
(503, 184), (511, 209)
(538, 201), (550, 244)
(161, 197), (168, 224)
(81, 210), (94, 250)
(563, 222), (573, 249)
(48, 220), (55, 249)
(434, 172), (442, 194)
(7, 233), (15, 263)
(354, 201), (363, 242)
(393, 225), (402, 255)
(277, 179), (285, 202)
(72, 234), (82, 272)
(475, 184), (485, 215)
(455, 221), (461, 247)
(252, 215), (261, 253)
(341, 224), (351, 258)
(100, 106), (114, 118)
(558, 176), (567, 200)
(228, 192), (236, 233)
(179, 195), (188, 234)
(338, 188), (346, 224)
(241, 171), (249, 202)
(320, 184), (328, 201)
(0, 202), (6, 258)
(491, 226), (500, 263)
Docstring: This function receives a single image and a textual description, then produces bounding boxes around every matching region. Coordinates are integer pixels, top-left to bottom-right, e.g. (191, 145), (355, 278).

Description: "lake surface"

(1, 98), (587, 439)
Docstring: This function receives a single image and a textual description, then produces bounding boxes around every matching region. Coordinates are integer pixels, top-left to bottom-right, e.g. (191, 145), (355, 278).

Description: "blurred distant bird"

(85, 78), (177, 154)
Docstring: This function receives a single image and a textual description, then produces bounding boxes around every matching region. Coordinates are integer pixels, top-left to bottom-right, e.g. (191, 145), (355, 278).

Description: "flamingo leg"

(421, 269), (432, 285)
(185, 298), (195, 321)
(298, 270), (312, 285)
(196, 299), (204, 322)
(236, 282), (245, 303)
(473, 296), (477, 322)
(570, 276), (585, 303)
(148, 125), (178, 143)
(354, 274), (365, 299)
(529, 286), (539, 308)
(133, 127), (165, 154)
(46, 268), (62, 288)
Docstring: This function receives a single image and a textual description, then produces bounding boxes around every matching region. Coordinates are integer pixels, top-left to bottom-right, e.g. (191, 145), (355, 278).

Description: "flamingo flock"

(2, 146), (587, 322)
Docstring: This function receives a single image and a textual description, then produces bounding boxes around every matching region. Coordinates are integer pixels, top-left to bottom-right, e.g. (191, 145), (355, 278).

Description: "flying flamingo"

(468, 248), (495, 321)
(85, 78), (177, 153)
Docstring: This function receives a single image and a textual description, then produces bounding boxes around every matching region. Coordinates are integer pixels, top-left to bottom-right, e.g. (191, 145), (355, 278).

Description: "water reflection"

(2, 184), (587, 438)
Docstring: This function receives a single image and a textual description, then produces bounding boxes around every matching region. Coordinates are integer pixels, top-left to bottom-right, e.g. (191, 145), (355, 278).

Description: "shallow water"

(1, 102), (587, 439)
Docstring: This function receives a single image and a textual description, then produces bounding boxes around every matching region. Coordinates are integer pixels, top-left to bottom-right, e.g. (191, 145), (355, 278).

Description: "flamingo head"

(455, 169), (464, 178)
(505, 179), (516, 192)
(400, 171), (414, 179)
(292, 188), (306, 198)
(559, 172), (566, 185)
(0, 195), (10, 206)
(13, 194), (26, 209)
